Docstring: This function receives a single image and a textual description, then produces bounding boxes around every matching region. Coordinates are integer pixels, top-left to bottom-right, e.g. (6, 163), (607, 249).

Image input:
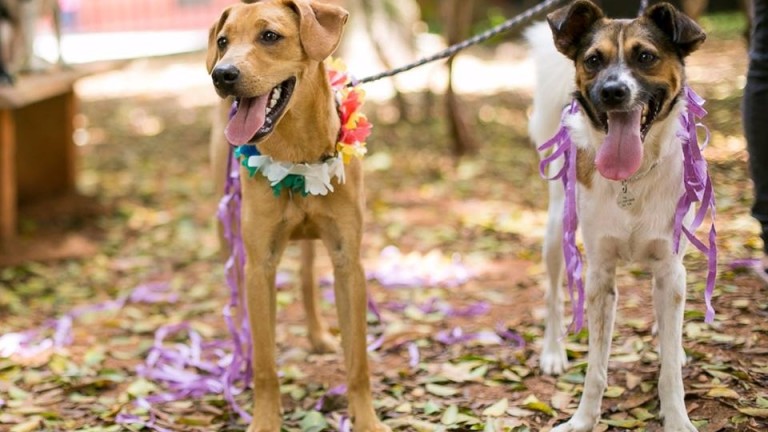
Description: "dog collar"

(233, 58), (371, 197)
(538, 86), (717, 330)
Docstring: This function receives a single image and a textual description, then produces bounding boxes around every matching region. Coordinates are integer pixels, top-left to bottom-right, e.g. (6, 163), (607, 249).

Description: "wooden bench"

(0, 63), (119, 245)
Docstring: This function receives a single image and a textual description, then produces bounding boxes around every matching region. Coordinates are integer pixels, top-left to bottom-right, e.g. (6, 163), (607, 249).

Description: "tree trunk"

(442, 0), (478, 157)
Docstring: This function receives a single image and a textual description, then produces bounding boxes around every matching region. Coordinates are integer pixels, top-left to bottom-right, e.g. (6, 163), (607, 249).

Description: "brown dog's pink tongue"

(595, 109), (643, 181)
(225, 96), (269, 145)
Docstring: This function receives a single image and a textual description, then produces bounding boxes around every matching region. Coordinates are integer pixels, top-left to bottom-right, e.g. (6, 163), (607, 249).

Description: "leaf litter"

(0, 33), (767, 432)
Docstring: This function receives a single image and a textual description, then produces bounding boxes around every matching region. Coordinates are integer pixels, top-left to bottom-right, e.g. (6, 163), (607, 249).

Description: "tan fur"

(207, 2), (388, 431)
(576, 148), (596, 188)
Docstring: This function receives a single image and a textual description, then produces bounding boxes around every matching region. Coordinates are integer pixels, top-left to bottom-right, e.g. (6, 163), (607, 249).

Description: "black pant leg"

(743, 0), (768, 254)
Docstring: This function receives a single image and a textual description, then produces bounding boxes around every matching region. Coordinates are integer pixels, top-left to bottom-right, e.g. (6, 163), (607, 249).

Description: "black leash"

(347, 0), (569, 87)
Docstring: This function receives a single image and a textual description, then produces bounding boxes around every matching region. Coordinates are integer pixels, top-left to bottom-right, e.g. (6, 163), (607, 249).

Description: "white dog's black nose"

(212, 64), (240, 90)
(600, 82), (630, 106)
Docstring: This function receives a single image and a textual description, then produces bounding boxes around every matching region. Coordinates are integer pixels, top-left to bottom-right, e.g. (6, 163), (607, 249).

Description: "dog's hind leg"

(300, 239), (339, 354)
(553, 259), (618, 432)
(541, 174), (569, 375)
(652, 259), (696, 431)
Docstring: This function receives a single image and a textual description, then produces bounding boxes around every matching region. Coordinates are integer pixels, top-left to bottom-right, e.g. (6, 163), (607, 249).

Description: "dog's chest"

(577, 158), (686, 263)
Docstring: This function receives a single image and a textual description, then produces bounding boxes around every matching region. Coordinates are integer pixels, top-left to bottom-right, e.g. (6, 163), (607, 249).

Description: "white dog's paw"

(540, 346), (569, 375)
(550, 417), (596, 432)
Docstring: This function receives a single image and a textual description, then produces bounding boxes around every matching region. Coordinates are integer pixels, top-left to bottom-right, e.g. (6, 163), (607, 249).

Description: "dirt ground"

(1, 20), (767, 432)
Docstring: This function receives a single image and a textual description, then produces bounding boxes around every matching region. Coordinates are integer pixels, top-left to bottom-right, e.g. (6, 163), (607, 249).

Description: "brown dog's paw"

(309, 331), (339, 354)
(357, 421), (391, 432)
(246, 412), (282, 432)
(246, 423), (281, 432)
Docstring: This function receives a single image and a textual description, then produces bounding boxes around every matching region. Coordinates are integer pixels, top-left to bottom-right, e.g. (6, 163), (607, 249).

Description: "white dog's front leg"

(653, 260), (696, 432)
(553, 264), (617, 432)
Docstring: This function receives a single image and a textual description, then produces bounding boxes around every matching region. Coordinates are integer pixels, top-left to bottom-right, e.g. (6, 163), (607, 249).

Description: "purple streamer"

(130, 282), (179, 304)
(537, 101), (586, 331)
(729, 258), (761, 270)
(367, 246), (472, 288)
(315, 384), (348, 412)
(407, 342), (420, 368)
(0, 281), (174, 359)
(673, 87), (718, 323)
(216, 144), (254, 422)
(495, 323), (526, 349)
(435, 327), (502, 345)
(338, 416), (352, 432)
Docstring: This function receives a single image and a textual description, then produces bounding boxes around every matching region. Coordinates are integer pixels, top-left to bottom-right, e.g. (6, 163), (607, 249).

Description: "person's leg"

(743, 0), (768, 271)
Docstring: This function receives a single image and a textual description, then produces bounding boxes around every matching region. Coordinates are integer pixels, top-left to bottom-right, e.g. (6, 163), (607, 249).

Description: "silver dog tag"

(617, 181), (636, 209)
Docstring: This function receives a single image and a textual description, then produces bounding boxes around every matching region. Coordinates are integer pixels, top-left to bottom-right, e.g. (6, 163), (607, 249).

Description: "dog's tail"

(524, 22), (575, 148)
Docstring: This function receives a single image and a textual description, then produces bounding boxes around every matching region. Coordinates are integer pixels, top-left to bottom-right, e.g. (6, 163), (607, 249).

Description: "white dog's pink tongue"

(595, 109), (643, 181)
(225, 96), (269, 145)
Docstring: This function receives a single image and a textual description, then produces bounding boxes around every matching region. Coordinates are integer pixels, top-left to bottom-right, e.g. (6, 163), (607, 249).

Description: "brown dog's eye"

(584, 54), (602, 71)
(260, 31), (282, 44)
(217, 36), (228, 50)
(638, 51), (658, 65)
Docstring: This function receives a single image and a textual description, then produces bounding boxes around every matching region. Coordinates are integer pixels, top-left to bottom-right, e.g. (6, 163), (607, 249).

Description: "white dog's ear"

(644, 2), (706, 57)
(547, 0), (604, 60)
(206, 6), (233, 73)
(285, 0), (349, 61)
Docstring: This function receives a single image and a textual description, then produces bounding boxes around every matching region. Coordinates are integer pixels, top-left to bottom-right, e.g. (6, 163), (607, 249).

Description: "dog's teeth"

(274, 88), (282, 99)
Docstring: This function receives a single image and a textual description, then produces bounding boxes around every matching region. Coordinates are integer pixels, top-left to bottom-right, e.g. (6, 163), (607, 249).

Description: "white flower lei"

(246, 154), (346, 196)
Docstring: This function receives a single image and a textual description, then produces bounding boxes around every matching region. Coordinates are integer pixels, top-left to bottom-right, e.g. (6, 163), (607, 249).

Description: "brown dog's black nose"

(600, 82), (630, 106)
(212, 64), (240, 90)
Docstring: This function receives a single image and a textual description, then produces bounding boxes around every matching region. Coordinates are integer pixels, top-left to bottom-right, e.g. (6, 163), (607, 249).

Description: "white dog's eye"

(261, 31), (282, 44)
(584, 54), (602, 71)
(638, 51), (658, 65)
(217, 36), (228, 50)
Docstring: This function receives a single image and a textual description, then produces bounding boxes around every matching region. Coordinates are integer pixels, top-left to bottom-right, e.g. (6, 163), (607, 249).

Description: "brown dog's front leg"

(243, 222), (290, 432)
(322, 222), (390, 432)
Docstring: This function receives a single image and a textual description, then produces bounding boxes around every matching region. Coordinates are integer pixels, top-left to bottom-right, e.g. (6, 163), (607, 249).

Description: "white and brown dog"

(527, 1), (706, 431)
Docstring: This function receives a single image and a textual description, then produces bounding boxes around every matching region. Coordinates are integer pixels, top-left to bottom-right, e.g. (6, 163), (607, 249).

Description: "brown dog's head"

(547, 0), (705, 181)
(207, 0), (348, 145)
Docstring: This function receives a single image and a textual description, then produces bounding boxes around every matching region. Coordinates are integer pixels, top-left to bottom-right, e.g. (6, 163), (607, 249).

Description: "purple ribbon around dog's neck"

(538, 101), (585, 331)
(538, 86), (717, 331)
(674, 86), (717, 323)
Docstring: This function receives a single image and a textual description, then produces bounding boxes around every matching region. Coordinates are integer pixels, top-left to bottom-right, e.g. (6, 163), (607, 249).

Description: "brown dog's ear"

(645, 2), (706, 57)
(285, 0), (349, 61)
(547, 0), (604, 60)
(206, 7), (232, 73)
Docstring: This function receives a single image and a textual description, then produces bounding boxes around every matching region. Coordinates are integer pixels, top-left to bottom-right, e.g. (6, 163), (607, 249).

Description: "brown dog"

(206, 1), (389, 431)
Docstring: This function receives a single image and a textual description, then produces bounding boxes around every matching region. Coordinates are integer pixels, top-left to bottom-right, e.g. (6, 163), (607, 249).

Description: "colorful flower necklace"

(233, 58), (371, 197)
(538, 87), (717, 331)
